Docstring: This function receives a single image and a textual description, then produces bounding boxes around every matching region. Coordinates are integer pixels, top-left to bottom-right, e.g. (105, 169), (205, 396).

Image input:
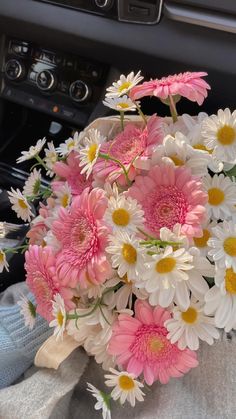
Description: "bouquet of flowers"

(2, 69), (236, 418)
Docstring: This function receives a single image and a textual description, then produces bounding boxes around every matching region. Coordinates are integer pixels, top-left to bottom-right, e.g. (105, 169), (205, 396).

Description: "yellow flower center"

(57, 310), (64, 327)
(156, 257), (176, 274)
(122, 243), (137, 264)
(225, 268), (236, 294)
(18, 198), (28, 209)
(61, 194), (69, 208)
(181, 307), (198, 324)
(223, 237), (236, 257)
(217, 125), (235, 146)
(88, 144), (98, 162)
(118, 81), (132, 93)
(112, 208), (130, 226)
(193, 229), (211, 248)
(118, 375), (135, 391)
(193, 143), (213, 154)
(117, 102), (130, 109)
(208, 188), (225, 206)
(148, 336), (164, 353)
(67, 140), (75, 149)
(0, 252), (4, 263)
(169, 155), (184, 166)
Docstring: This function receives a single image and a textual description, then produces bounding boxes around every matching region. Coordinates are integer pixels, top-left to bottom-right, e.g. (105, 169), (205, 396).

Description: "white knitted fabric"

(0, 335), (236, 419)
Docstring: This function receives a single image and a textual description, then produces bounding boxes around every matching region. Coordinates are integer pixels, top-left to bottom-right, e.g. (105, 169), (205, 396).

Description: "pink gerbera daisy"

(93, 115), (164, 184)
(52, 187), (112, 288)
(52, 151), (92, 195)
(130, 72), (210, 106)
(108, 300), (198, 385)
(25, 245), (73, 321)
(26, 221), (48, 246)
(129, 164), (207, 238)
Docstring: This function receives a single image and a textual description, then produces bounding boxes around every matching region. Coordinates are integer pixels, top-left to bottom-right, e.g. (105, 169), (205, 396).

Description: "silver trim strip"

(163, 1), (236, 34)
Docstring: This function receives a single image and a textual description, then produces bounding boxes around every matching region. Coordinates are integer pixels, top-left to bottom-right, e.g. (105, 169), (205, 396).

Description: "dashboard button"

(61, 108), (75, 118)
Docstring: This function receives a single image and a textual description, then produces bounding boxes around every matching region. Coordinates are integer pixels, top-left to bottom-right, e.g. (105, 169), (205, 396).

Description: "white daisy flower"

(105, 71), (143, 98)
(191, 220), (217, 257)
(23, 169), (41, 197)
(67, 305), (116, 370)
(0, 250), (9, 273)
(202, 108), (236, 164)
(16, 138), (46, 163)
(161, 118), (188, 138)
(138, 246), (194, 310)
(104, 368), (145, 407)
(44, 141), (58, 177)
(165, 296), (219, 350)
(186, 247), (214, 301)
(205, 266), (236, 332)
(202, 173), (236, 220)
(56, 131), (81, 157)
(87, 383), (111, 419)
(106, 274), (148, 311)
(105, 195), (144, 234)
(152, 133), (209, 177)
(182, 112), (208, 133)
(208, 220), (236, 271)
(103, 95), (137, 112)
(49, 293), (66, 340)
(44, 230), (61, 252)
(182, 112), (225, 173)
(79, 129), (106, 178)
(159, 223), (190, 249)
(106, 231), (146, 280)
(104, 182), (120, 200)
(54, 182), (72, 208)
(8, 188), (34, 222)
(84, 321), (116, 370)
(18, 295), (36, 330)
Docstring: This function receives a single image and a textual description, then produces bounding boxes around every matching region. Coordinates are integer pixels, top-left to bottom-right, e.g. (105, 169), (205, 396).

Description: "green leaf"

(160, 94), (181, 106)
(225, 165), (236, 179)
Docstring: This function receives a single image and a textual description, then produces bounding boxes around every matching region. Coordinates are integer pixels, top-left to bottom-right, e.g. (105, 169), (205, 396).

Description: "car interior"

(0, 0), (235, 292)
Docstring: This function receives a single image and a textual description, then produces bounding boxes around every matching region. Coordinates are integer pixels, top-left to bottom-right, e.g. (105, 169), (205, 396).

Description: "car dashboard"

(0, 0), (235, 124)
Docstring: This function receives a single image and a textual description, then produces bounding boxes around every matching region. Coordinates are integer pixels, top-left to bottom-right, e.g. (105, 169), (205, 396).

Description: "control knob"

(36, 69), (57, 92)
(94, 0), (113, 9)
(5, 59), (26, 81)
(69, 80), (90, 103)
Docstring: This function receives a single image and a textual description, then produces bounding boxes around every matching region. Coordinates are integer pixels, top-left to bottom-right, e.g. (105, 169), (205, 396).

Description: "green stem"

(102, 283), (122, 297)
(168, 95), (178, 123)
(35, 155), (48, 171)
(26, 185), (52, 202)
(120, 111), (124, 131)
(140, 239), (181, 248)
(99, 153), (132, 186)
(4, 244), (29, 254)
(137, 227), (157, 240)
(134, 100), (147, 125)
(99, 305), (111, 325)
(66, 300), (100, 320)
